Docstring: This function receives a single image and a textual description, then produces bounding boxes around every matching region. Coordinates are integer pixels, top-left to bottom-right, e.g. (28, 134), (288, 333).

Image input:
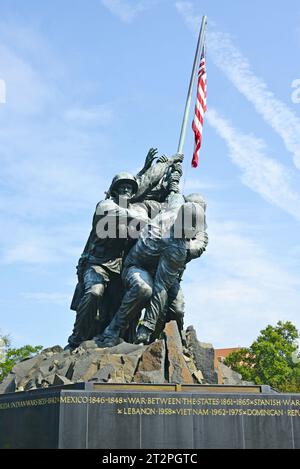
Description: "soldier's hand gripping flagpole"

(177, 15), (207, 168)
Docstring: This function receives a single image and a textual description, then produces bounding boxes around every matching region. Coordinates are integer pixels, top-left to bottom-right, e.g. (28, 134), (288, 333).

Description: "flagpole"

(177, 15), (207, 155)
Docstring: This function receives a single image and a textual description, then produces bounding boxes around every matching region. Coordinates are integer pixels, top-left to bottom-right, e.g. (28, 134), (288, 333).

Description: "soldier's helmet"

(109, 172), (138, 197)
(174, 202), (205, 240)
(185, 193), (207, 211)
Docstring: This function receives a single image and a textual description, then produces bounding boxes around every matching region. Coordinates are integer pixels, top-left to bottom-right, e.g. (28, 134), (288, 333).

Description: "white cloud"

(0, 44), (54, 114)
(63, 104), (113, 126)
(207, 108), (300, 222)
(0, 126), (111, 224)
(176, 4), (300, 346)
(183, 178), (221, 192)
(176, 2), (300, 170)
(0, 78), (6, 103)
(0, 30), (118, 267)
(0, 33), (114, 229)
(183, 220), (300, 347)
(0, 220), (84, 265)
(3, 241), (61, 265)
(175, 1), (199, 31)
(0, 21), (56, 63)
(101, 0), (154, 23)
(22, 292), (71, 306)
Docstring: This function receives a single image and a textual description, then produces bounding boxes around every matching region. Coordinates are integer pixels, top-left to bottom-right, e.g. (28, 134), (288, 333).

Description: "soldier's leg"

(166, 281), (185, 335)
(150, 279), (183, 339)
(138, 260), (176, 334)
(135, 267), (170, 344)
(67, 266), (109, 348)
(101, 266), (153, 345)
(135, 250), (181, 344)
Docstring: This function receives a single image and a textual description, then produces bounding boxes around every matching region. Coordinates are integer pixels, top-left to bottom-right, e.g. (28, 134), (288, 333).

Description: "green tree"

(224, 321), (300, 393)
(0, 334), (43, 383)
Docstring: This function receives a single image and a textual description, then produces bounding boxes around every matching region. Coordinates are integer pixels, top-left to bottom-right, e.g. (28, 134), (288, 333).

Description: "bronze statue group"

(66, 149), (208, 350)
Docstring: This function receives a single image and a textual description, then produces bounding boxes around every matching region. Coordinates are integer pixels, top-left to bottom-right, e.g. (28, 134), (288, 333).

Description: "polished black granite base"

(0, 383), (299, 449)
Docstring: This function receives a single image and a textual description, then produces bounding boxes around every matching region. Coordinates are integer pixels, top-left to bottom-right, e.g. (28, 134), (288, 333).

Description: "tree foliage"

(224, 321), (300, 392)
(0, 334), (43, 383)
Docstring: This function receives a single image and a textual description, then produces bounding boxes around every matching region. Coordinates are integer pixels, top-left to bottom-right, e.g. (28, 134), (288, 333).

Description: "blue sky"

(0, 0), (300, 349)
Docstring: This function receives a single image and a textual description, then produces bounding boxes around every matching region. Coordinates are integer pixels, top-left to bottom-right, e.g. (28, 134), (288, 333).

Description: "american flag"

(192, 49), (207, 168)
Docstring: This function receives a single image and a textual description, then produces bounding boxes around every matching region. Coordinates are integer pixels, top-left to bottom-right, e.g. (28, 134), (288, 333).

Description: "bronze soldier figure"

(66, 150), (183, 349)
(99, 191), (207, 347)
(154, 193), (208, 341)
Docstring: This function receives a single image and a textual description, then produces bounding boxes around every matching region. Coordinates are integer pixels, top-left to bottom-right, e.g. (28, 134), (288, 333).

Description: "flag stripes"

(191, 53), (207, 168)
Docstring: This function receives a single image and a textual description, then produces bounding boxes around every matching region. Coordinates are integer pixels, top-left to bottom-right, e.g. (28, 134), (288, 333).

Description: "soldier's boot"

(135, 324), (153, 345)
(96, 317), (123, 347)
(64, 343), (77, 352)
(65, 331), (82, 351)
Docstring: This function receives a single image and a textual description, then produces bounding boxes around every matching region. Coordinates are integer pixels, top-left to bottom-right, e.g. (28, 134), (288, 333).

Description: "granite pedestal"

(0, 383), (299, 449)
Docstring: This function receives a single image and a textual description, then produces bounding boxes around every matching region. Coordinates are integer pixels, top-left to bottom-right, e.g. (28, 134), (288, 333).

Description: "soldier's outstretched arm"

(134, 153), (184, 201)
(136, 148), (158, 178)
